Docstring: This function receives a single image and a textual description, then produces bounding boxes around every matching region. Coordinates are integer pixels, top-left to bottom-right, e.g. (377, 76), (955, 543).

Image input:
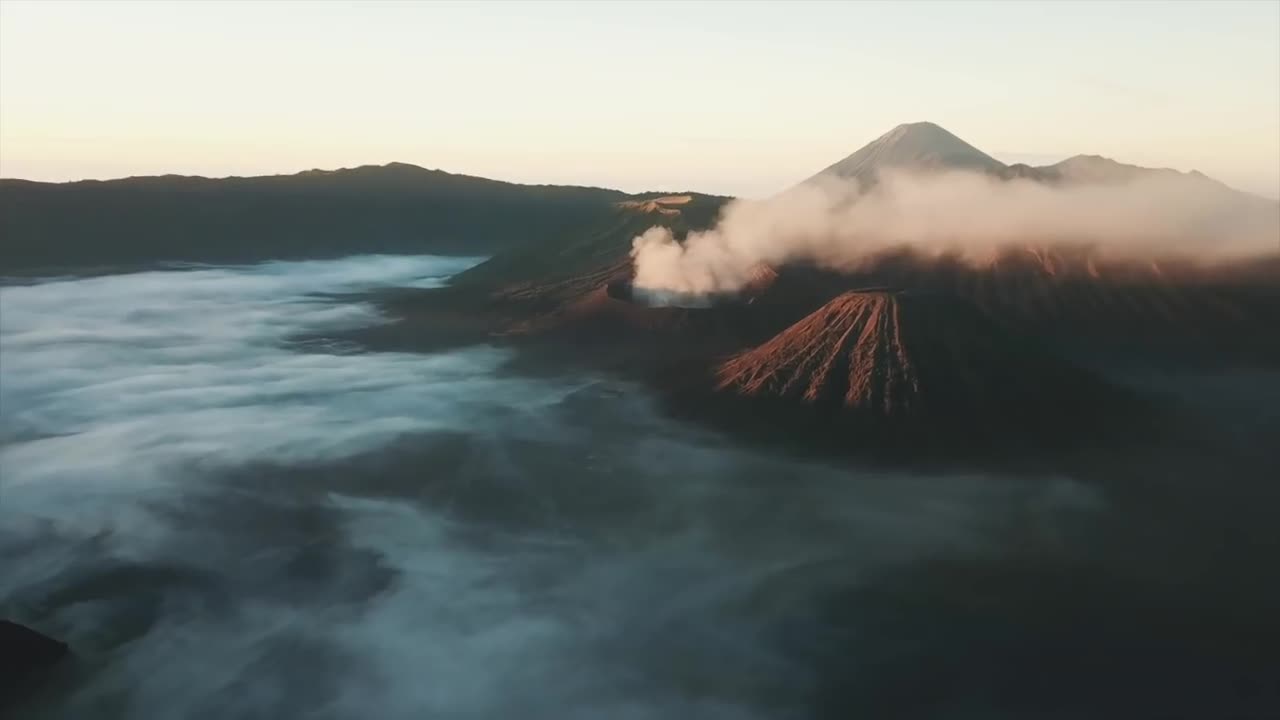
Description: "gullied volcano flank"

(714, 290), (1132, 444)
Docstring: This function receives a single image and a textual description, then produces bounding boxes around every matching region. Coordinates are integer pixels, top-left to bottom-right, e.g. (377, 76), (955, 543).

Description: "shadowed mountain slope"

(708, 290), (1139, 449)
(346, 192), (731, 356)
(0, 163), (625, 273)
(833, 249), (1280, 368)
(718, 290), (1113, 414)
(451, 192), (728, 294)
(1, 620), (68, 709)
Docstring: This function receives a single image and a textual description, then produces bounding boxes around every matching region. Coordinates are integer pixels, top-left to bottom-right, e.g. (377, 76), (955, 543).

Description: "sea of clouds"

(1, 254), (1108, 719)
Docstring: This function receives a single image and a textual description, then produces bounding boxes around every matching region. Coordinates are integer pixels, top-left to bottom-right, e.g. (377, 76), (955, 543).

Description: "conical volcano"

(809, 121), (1004, 186)
(714, 290), (1133, 443)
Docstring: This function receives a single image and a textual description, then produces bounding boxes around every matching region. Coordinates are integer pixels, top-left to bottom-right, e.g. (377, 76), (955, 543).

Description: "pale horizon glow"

(1, 0), (1278, 198)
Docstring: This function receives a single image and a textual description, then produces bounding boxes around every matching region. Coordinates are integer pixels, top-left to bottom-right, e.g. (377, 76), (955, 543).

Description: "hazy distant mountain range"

(1, 121), (1270, 275)
(0, 164), (640, 273)
(811, 121), (1250, 194)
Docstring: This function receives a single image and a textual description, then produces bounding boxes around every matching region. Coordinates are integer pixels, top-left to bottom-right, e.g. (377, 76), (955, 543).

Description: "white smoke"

(631, 170), (1280, 296)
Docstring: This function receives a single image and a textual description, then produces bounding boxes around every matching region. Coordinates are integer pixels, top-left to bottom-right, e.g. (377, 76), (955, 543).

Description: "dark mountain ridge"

(0, 162), (629, 274)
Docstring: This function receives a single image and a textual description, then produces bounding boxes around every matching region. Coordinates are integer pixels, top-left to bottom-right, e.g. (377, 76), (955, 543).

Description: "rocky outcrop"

(1, 620), (69, 707)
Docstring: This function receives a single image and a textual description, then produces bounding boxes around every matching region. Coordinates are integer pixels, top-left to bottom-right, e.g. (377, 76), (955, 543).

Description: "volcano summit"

(808, 121), (1006, 186)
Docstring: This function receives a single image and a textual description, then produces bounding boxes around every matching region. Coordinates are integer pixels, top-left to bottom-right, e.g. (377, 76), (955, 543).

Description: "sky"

(1, 0), (1278, 198)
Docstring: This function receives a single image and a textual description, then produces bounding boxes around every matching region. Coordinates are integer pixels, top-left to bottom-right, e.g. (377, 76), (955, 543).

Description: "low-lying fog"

(3, 256), (1277, 719)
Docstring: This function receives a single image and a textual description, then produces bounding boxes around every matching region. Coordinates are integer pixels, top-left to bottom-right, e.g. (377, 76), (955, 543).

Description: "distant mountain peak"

(1053, 154), (1136, 172)
(806, 125), (1255, 199)
(882, 120), (961, 140)
(1062, 153), (1112, 163)
(303, 161), (435, 176)
(810, 121), (1004, 186)
(1045, 154), (1233, 191)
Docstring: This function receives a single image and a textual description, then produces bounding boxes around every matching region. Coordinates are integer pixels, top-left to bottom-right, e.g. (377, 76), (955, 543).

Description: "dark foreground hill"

(1, 620), (67, 709)
(0, 163), (625, 273)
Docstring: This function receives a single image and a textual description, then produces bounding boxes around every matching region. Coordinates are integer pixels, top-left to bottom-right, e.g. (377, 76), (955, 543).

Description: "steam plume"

(631, 170), (1280, 296)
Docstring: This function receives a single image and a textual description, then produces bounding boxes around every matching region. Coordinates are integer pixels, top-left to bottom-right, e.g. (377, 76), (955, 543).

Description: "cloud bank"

(0, 255), (578, 524)
(5, 253), (1274, 718)
(631, 170), (1280, 296)
(3, 254), (1100, 719)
